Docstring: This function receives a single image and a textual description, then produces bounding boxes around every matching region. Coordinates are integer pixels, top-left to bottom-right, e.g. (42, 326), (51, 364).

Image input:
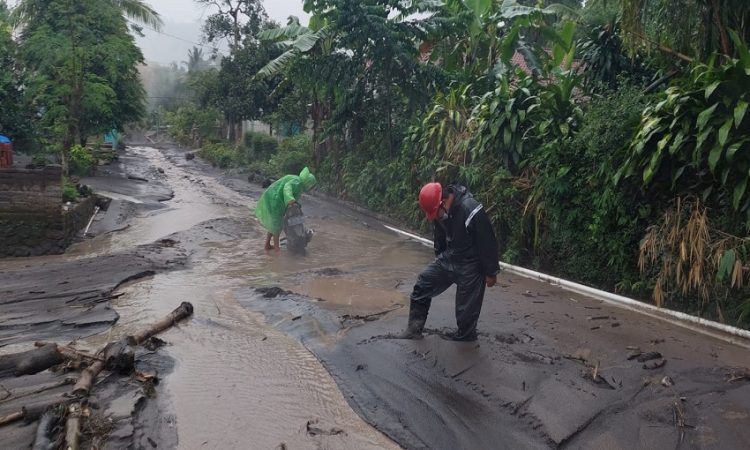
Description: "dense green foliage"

(1, 0), (158, 173)
(163, 0), (750, 326)
(69, 144), (95, 176)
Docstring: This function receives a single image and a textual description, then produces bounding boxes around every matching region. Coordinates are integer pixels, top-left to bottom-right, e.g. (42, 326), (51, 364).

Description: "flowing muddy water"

(73, 146), (428, 448)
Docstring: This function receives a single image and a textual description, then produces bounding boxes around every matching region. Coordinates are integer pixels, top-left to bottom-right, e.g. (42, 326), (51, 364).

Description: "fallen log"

(0, 410), (23, 426)
(65, 403), (81, 450)
(72, 360), (104, 398)
(14, 344), (65, 377)
(23, 400), (72, 424)
(72, 339), (132, 397)
(126, 302), (194, 346)
(0, 398), (71, 429)
(34, 342), (105, 363)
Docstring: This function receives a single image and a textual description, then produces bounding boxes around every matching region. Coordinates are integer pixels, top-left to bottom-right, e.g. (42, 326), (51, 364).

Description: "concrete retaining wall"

(0, 165), (94, 257)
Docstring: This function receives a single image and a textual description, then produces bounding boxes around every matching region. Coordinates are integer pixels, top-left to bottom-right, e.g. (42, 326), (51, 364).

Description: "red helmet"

(419, 182), (442, 221)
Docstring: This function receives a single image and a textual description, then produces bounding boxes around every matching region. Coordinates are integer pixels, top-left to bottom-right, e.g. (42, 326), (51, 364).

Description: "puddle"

(290, 278), (407, 311)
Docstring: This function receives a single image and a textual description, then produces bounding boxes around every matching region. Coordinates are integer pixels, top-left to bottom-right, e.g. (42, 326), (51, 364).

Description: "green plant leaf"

(708, 144), (723, 172)
(696, 103), (718, 132)
(719, 118), (733, 147)
(669, 131), (685, 154)
(671, 166), (686, 187)
(657, 133), (672, 151)
(696, 128), (712, 151)
(644, 150), (662, 184)
(704, 81), (721, 100)
(734, 178), (747, 210)
(463, 0), (491, 18)
(717, 249), (736, 282)
(727, 142), (742, 162)
(735, 100), (748, 128)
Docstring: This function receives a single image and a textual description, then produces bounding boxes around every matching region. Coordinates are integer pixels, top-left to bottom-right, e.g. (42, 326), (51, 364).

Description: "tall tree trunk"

(311, 96), (324, 169)
(385, 76), (394, 158)
(710, 0), (731, 56)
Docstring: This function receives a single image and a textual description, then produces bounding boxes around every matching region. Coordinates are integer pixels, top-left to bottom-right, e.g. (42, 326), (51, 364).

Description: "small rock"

(255, 286), (291, 298)
(185, 152), (195, 160)
(637, 351), (663, 363)
(661, 376), (674, 387)
(157, 167), (165, 173)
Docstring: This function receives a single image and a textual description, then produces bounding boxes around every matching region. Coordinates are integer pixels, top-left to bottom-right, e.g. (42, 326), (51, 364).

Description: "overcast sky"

(152, 0), (308, 25)
(134, 0), (309, 64)
(6, 0), (310, 64)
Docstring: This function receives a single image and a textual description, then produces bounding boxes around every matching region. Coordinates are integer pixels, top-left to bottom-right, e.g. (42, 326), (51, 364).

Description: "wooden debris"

(0, 410), (23, 426)
(73, 361), (104, 398)
(134, 370), (158, 383)
(726, 368), (749, 383)
(14, 344), (65, 376)
(65, 403), (81, 450)
(127, 302), (194, 346)
(34, 342), (104, 363)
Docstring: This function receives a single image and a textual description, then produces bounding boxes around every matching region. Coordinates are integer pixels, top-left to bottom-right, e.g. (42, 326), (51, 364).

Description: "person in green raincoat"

(255, 167), (317, 250)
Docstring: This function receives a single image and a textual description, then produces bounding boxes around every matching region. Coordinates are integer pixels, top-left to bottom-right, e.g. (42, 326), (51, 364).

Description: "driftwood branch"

(0, 410), (23, 426)
(64, 403), (81, 450)
(127, 302), (194, 346)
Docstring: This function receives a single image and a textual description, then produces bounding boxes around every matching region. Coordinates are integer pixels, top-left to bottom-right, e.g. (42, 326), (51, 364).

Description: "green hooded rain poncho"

(255, 167), (317, 235)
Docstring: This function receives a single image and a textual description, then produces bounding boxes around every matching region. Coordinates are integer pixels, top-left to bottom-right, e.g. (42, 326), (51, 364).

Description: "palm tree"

(112, 0), (162, 30)
(13, 0), (162, 31)
(183, 46), (206, 72)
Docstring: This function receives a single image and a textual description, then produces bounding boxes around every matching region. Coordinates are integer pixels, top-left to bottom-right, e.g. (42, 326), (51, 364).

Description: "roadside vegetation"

(0, 0), (159, 173)
(2, 0), (750, 327)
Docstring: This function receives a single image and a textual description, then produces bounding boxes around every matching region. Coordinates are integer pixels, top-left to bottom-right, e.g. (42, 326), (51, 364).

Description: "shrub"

(62, 180), (78, 202)
(244, 131), (278, 161)
(69, 145), (94, 176)
(199, 143), (242, 168)
(164, 105), (221, 146)
(270, 135), (312, 175)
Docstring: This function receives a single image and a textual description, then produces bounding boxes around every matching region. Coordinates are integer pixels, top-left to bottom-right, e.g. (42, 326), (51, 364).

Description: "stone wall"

(0, 165), (94, 257)
(0, 166), (62, 214)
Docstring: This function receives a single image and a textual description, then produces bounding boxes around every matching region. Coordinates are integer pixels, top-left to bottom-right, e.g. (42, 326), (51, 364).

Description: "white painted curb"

(383, 224), (750, 349)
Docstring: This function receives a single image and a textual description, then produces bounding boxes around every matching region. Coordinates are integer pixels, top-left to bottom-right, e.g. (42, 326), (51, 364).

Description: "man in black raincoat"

(399, 182), (500, 341)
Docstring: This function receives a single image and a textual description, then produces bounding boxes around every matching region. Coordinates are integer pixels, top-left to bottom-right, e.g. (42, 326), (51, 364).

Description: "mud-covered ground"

(2, 143), (749, 449)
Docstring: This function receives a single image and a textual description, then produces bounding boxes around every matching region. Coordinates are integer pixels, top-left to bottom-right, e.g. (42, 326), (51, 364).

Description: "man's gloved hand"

(485, 275), (497, 288)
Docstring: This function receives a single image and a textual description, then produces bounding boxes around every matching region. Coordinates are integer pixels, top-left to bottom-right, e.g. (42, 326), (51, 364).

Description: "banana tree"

(257, 15), (334, 165)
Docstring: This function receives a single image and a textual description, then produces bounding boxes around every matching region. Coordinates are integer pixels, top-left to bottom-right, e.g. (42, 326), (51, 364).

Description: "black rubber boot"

(439, 329), (478, 342)
(393, 300), (429, 339)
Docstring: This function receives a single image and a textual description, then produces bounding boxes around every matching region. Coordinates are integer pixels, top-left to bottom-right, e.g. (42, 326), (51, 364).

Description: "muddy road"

(2, 144), (749, 449)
